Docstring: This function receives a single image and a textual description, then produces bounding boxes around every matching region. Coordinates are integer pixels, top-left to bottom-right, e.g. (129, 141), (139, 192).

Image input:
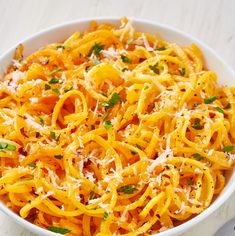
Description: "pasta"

(0, 17), (235, 235)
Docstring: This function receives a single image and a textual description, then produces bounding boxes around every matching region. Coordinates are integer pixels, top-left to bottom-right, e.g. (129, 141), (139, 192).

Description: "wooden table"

(0, 0), (234, 235)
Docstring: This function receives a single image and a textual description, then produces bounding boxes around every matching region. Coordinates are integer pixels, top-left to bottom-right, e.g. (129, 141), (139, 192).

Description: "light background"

(0, 0), (235, 235)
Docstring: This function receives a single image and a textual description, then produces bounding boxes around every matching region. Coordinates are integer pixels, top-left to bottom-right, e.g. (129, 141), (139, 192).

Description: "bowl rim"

(0, 16), (235, 236)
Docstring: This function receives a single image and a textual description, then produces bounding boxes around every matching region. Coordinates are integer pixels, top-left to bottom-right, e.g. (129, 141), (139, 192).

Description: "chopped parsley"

(50, 131), (61, 142)
(54, 154), (63, 159)
(89, 43), (104, 57)
(181, 68), (186, 76)
(48, 78), (60, 84)
(56, 45), (68, 49)
(192, 153), (205, 160)
(64, 86), (73, 93)
(89, 191), (96, 200)
(45, 84), (51, 90)
(155, 46), (166, 51)
(118, 185), (137, 194)
(204, 96), (217, 104)
(187, 179), (193, 185)
(136, 143), (142, 150)
(99, 93), (121, 109)
(121, 68), (128, 72)
(104, 121), (112, 130)
(52, 88), (60, 95)
(101, 112), (109, 120)
(149, 63), (159, 74)
(48, 226), (71, 234)
(215, 107), (224, 114)
(144, 85), (149, 90)
(0, 142), (16, 151)
(103, 212), (109, 221)
(121, 54), (131, 64)
(222, 145), (234, 152)
(27, 163), (36, 168)
(38, 116), (45, 126)
(47, 67), (62, 76)
(192, 118), (203, 130)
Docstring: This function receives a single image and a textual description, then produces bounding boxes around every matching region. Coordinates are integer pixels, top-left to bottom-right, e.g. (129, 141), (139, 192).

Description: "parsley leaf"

(48, 226), (71, 234)
(144, 85), (149, 90)
(222, 145), (234, 152)
(27, 163), (36, 168)
(118, 185), (137, 194)
(192, 153), (205, 160)
(155, 46), (166, 51)
(52, 88), (60, 95)
(102, 112), (109, 120)
(215, 107), (224, 114)
(50, 131), (60, 142)
(0, 142), (16, 151)
(104, 121), (112, 130)
(121, 54), (131, 64)
(103, 212), (109, 221)
(187, 179), (193, 185)
(47, 67), (62, 76)
(181, 68), (186, 76)
(121, 68), (128, 72)
(89, 43), (104, 57)
(38, 117), (44, 126)
(64, 86), (73, 93)
(99, 93), (121, 109)
(49, 78), (60, 84)
(89, 191), (97, 200)
(149, 63), (159, 74)
(192, 118), (203, 130)
(136, 143), (142, 150)
(56, 45), (68, 49)
(54, 154), (63, 159)
(204, 96), (217, 104)
(45, 84), (51, 90)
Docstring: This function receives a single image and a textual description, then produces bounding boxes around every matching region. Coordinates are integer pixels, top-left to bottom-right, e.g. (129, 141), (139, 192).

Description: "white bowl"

(0, 17), (235, 236)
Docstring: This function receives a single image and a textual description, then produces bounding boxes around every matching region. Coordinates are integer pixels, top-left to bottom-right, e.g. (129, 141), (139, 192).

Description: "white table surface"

(0, 0), (235, 235)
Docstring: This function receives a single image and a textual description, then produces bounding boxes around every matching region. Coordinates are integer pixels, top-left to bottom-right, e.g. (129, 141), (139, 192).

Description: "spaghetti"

(0, 18), (234, 235)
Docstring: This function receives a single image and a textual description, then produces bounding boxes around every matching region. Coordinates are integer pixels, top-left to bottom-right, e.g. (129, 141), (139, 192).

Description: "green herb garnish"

(56, 45), (68, 49)
(192, 118), (203, 130)
(45, 84), (51, 90)
(222, 145), (234, 152)
(50, 131), (60, 141)
(155, 46), (166, 51)
(102, 112), (109, 120)
(64, 86), (73, 93)
(103, 212), (109, 221)
(49, 78), (60, 84)
(47, 67), (62, 76)
(52, 88), (60, 95)
(89, 191), (96, 200)
(118, 185), (137, 194)
(136, 143), (142, 150)
(192, 153), (205, 160)
(89, 43), (104, 57)
(121, 54), (131, 64)
(0, 142), (16, 151)
(181, 68), (186, 76)
(38, 117), (45, 126)
(54, 154), (63, 159)
(99, 93), (121, 109)
(204, 96), (217, 104)
(187, 179), (193, 185)
(121, 68), (128, 72)
(149, 63), (159, 74)
(215, 107), (224, 114)
(144, 85), (149, 90)
(104, 121), (112, 130)
(27, 163), (36, 168)
(48, 226), (71, 234)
